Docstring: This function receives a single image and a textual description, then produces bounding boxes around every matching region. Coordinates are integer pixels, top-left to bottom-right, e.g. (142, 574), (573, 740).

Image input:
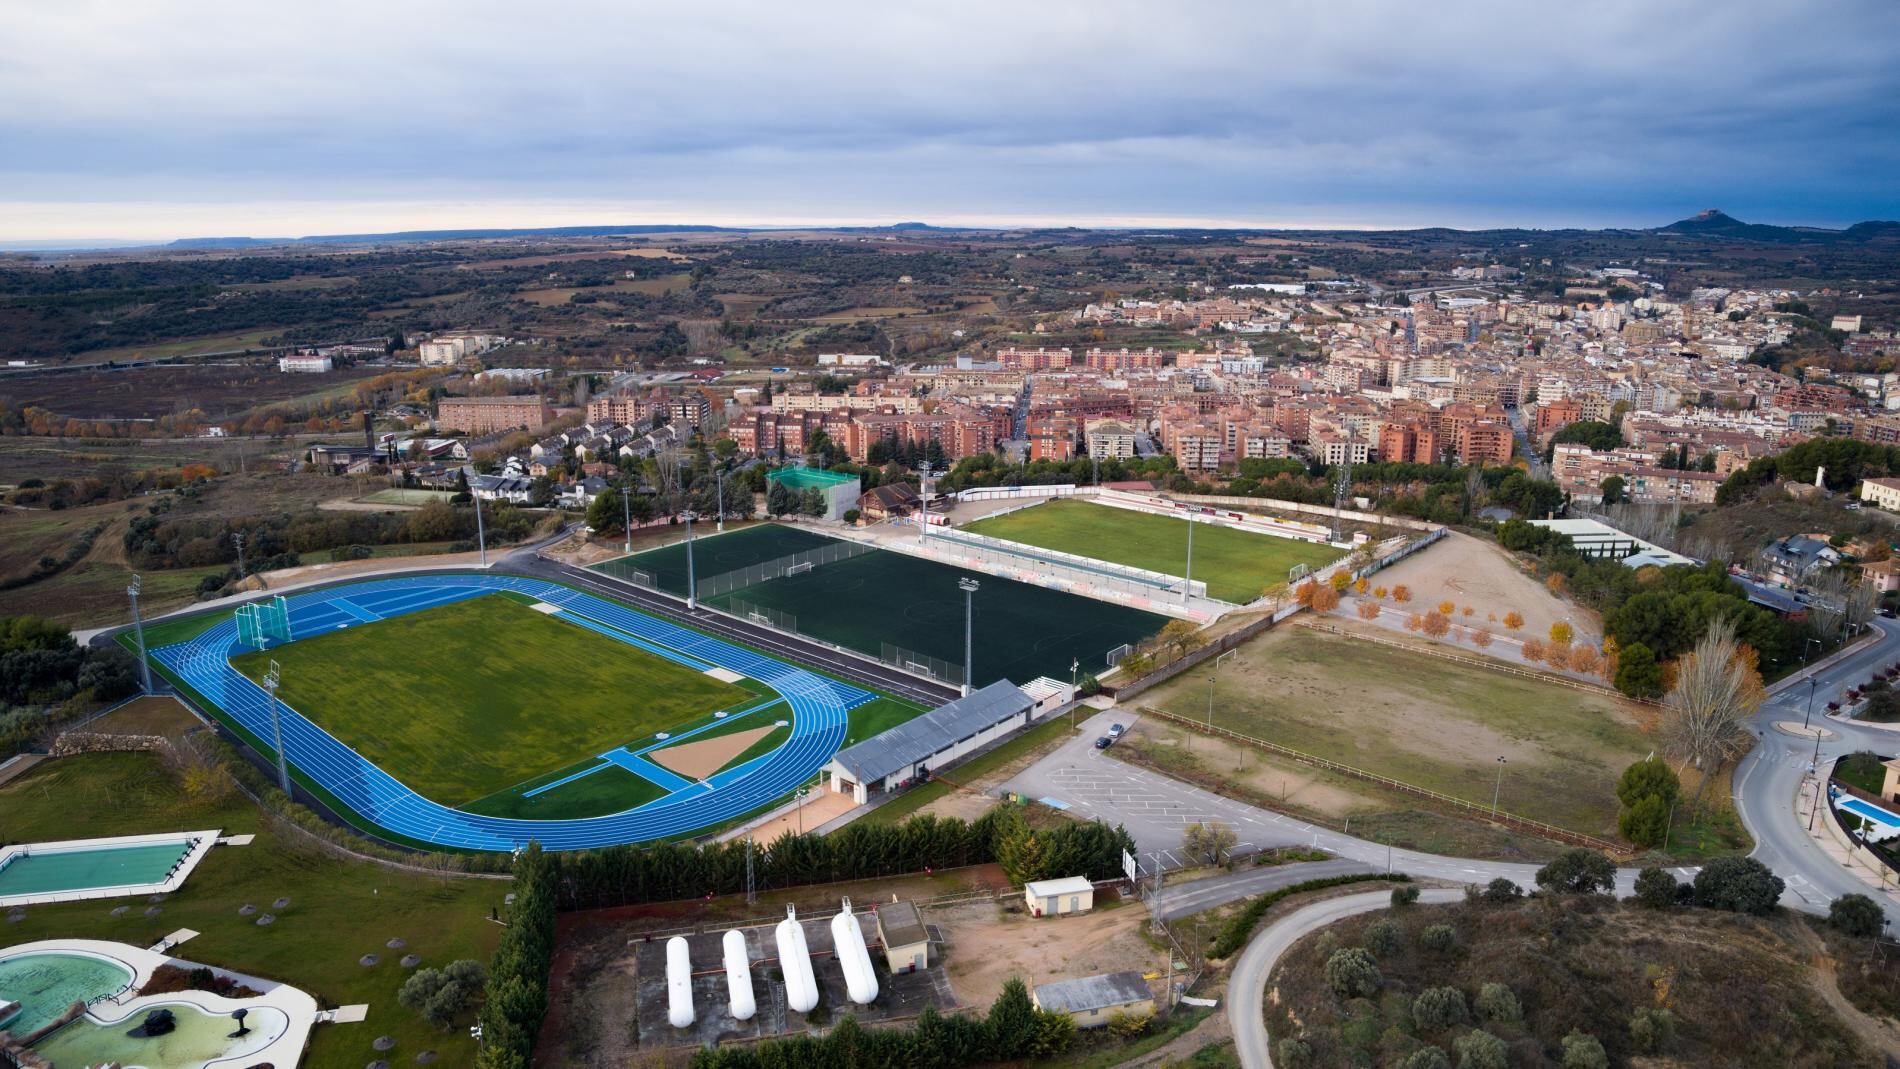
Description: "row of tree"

(473, 844), (557, 1069)
(544, 812), (1134, 913)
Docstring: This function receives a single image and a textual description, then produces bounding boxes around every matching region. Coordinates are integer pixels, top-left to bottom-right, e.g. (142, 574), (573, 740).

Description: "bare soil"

(745, 789), (860, 844)
(1368, 529), (1599, 643)
(933, 894), (1165, 1010)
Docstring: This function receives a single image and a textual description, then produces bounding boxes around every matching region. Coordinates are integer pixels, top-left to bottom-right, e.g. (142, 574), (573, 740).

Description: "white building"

(817, 353), (886, 367)
(278, 353), (334, 373)
(821, 681), (1034, 805)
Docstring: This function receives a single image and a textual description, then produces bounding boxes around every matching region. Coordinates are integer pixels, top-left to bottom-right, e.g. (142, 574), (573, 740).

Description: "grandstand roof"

(826, 680), (1031, 785)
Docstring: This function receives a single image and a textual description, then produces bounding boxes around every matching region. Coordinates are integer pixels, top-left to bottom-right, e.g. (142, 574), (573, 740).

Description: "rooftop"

(874, 901), (928, 947)
(1023, 876), (1094, 897)
(827, 681), (1031, 785)
(1032, 970), (1153, 1015)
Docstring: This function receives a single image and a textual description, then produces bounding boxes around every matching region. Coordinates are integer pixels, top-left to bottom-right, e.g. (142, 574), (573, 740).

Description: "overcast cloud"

(2, 0), (1896, 241)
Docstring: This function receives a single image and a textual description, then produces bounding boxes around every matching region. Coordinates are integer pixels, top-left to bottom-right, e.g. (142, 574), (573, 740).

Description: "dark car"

(1094, 736), (1113, 749)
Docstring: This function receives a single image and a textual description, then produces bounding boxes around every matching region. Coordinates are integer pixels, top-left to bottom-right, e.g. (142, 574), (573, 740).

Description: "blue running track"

(149, 574), (875, 851)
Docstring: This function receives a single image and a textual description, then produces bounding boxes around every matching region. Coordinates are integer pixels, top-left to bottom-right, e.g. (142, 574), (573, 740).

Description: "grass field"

(1, 752), (501, 1069)
(1134, 625), (1650, 837)
(230, 594), (747, 807)
(606, 523), (1170, 686)
(962, 498), (1341, 603)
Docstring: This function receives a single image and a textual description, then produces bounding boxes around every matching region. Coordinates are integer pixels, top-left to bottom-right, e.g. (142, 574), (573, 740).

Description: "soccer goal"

(786, 561), (815, 576)
(1288, 563), (1312, 583)
(1105, 643), (1135, 667)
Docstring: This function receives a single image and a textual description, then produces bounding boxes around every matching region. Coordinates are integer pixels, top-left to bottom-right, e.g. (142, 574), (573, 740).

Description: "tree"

(1438, 600), (1457, 615)
(1330, 570), (1352, 592)
(1357, 599), (1382, 620)
(1323, 947), (1382, 998)
(1261, 581), (1291, 612)
(1600, 475), (1626, 504)
(1363, 918), (1400, 957)
(399, 959), (486, 1028)
(1419, 924), (1458, 954)
(1628, 1008), (1677, 1054)
(1614, 641), (1664, 698)
(1276, 1038), (1314, 1068)
(1413, 986), (1469, 1032)
(585, 490), (623, 535)
(1030, 1010), (1077, 1056)
(1479, 878), (1522, 904)
(1549, 620), (1573, 644)
(1502, 611), (1523, 631)
(800, 486), (826, 518)
(1617, 757), (1682, 810)
(1560, 1030), (1609, 1069)
(1828, 893), (1886, 938)
(1470, 627), (1493, 649)
(1633, 866), (1678, 909)
(1663, 618), (1763, 813)
(1453, 1029), (1508, 1069)
(1310, 584), (1340, 612)
(1392, 584), (1412, 603)
(985, 978), (1039, 1060)
(1535, 849), (1615, 895)
(1692, 856), (1784, 915)
(1181, 821), (1237, 866)
(1549, 419), (1624, 453)
(1157, 619), (1208, 660)
(1422, 611), (1451, 638)
(1520, 637), (1545, 662)
(1474, 983), (1520, 1024)
(1391, 884), (1421, 907)
(1403, 1048), (1451, 1069)
(766, 480), (795, 516)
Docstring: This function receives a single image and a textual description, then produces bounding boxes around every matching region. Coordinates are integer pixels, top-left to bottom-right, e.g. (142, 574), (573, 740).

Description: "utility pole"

(473, 491), (488, 568)
(959, 577), (980, 696)
(1491, 756), (1507, 819)
(1070, 657), (1080, 729)
(745, 836), (756, 906)
(917, 461), (933, 537)
(1808, 729), (1827, 831)
(716, 467), (726, 534)
(231, 531), (247, 579)
(127, 575), (152, 695)
(1805, 676), (1818, 731)
(685, 510), (699, 610)
(263, 659), (289, 793)
(619, 486), (634, 553)
(1206, 669), (1217, 729)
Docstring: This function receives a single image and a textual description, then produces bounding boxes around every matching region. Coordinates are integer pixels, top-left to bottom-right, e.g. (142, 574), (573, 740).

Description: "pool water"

(0, 952), (134, 1037)
(31, 1002), (286, 1069)
(0, 841), (193, 897)
(1838, 796), (1900, 827)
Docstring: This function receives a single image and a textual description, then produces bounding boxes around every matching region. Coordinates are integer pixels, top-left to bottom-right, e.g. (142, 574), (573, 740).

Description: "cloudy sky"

(2, 0), (1896, 243)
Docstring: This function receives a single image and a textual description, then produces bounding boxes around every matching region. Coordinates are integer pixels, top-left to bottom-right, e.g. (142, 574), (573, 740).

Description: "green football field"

(230, 594), (749, 810)
(962, 498), (1341, 603)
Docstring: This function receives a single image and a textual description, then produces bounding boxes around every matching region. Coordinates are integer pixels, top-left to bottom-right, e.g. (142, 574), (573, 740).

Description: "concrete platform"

(1774, 721), (1837, 740)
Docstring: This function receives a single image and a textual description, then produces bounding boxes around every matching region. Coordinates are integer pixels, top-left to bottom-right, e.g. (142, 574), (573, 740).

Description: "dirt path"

(1792, 923), (1900, 1056)
(230, 549), (490, 592)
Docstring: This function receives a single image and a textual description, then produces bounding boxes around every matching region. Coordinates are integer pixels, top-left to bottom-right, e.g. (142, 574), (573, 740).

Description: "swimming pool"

(0, 830), (221, 908)
(1837, 795), (1900, 829)
(0, 950), (135, 1037)
(31, 1001), (289, 1069)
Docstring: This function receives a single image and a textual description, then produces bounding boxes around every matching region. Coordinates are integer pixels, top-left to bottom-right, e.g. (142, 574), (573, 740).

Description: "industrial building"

(821, 681), (1034, 804)
(1032, 971), (1156, 1028)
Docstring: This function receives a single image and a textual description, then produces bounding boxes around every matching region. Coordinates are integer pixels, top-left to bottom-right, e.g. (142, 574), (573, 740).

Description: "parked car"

(1107, 723), (1126, 739)
(1094, 736), (1113, 750)
(1846, 502), (1862, 511)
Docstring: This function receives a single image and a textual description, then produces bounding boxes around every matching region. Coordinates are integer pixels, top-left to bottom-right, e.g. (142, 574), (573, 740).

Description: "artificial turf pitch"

(230, 594), (747, 810)
(607, 524), (1169, 686)
(962, 497), (1342, 603)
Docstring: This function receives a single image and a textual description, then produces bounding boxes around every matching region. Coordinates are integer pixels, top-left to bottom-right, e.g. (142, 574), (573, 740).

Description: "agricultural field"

(230, 593), (750, 814)
(1132, 624), (1649, 839)
(0, 361), (389, 422)
(962, 498), (1341, 603)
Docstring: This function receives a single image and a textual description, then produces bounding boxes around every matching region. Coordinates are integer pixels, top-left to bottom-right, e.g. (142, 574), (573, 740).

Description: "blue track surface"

(150, 574), (875, 851)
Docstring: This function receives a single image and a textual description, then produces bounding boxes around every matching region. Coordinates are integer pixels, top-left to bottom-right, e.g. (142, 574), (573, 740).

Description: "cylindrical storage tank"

(666, 936), (695, 1029)
(830, 904), (880, 1006)
(775, 908), (819, 1013)
(722, 929), (756, 1021)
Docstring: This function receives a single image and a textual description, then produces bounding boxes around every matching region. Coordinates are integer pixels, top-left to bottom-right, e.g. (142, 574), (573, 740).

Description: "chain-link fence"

(698, 539), (877, 599)
(879, 642), (964, 688)
(592, 557), (655, 587)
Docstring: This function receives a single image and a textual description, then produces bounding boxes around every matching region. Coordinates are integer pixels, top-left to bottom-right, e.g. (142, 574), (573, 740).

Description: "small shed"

(874, 899), (930, 974)
(1023, 876), (1094, 917)
(1032, 970), (1155, 1028)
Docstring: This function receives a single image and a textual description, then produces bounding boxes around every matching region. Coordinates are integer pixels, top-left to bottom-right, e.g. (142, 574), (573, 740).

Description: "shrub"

(1452, 1028), (1508, 1069)
(1473, 983), (1520, 1024)
(1479, 878), (1523, 904)
(1692, 856), (1784, 915)
(1325, 947), (1383, 999)
(399, 958), (485, 1028)
(1275, 1037), (1313, 1068)
(1363, 918), (1401, 958)
(1208, 874), (1409, 958)
(1419, 924), (1458, 954)
(842, 508), (861, 524)
(1559, 1029), (1609, 1069)
(986, 979), (1039, 1059)
(1403, 1047), (1452, 1069)
(1535, 849), (1615, 895)
(1633, 866), (1677, 910)
(1828, 892), (1886, 938)
(1412, 986), (1469, 1032)
(1628, 1007), (1677, 1053)
(1618, 793), (1672, 847)
(1103, 1009), (1149, 1039)
(1392, 884), (1421, 907)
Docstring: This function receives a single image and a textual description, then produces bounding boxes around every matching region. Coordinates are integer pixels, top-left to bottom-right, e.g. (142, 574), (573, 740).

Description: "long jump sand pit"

(746, 790), (860, 844)
(649, 726), (776, 780)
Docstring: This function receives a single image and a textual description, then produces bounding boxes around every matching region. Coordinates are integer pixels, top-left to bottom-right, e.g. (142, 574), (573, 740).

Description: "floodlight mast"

(684, 510), (700, 610)
(958, 577), (979, 697)
(127, 575), (152, 695)
(263, 659), (289, 792)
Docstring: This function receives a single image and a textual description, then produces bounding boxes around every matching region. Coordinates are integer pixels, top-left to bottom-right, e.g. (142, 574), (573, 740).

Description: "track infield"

(962, 498), (1341, 603)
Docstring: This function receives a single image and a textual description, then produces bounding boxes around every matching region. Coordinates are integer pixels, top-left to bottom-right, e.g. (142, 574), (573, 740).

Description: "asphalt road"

(1228, 887), (1464, 1069)
(1154, 858), (1375, 921)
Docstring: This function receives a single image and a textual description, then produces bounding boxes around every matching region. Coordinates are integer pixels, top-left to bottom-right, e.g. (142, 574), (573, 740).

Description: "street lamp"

(263, 659), (290, 793)
(127, 575), (152, 696)
(716, 467), (726, 534)
(1491, 756), (1507, 819)
(796, 787), (812, 835)
(472, 490), (488, 568)
(1804, 636), (1823, 667)
(1182, 515), (1196, 606)
(959, 577), (980, 697)
(619, 486), (634, 553)
(1805, 676), (1819, 731)
(1070, 657), (1080, 729)
(684, 510), (700, 610)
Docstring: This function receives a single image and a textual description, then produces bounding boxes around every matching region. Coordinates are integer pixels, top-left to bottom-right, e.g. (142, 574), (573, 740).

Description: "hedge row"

(1208, 874), (1412, 958)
